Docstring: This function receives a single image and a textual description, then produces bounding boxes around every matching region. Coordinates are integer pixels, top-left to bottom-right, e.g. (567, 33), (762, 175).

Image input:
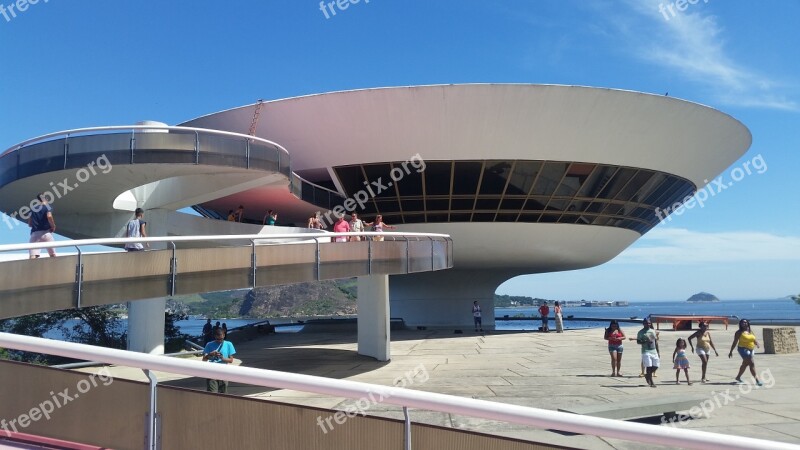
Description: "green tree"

(0, 306), (126, 363)
(0, 306), (188, 362)
(164, 311), (190, 353)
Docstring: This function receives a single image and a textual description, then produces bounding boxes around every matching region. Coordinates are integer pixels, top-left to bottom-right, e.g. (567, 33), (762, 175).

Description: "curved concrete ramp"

(0, 126), (291, 238)
(0, 235), (452, 319)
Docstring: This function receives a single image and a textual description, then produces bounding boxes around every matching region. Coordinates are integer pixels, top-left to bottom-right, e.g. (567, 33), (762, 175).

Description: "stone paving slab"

(763, 423), (800, 440)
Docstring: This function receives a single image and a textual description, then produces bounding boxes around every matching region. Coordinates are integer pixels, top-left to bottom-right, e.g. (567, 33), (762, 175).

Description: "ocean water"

(42, 299), (798, 339)
(496, 299), (799, 330)
(176, 318), (301, 337)
(180, 299), (799, 334)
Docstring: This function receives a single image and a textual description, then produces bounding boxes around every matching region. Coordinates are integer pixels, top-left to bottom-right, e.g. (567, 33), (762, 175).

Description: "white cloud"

(619, 0), (798, 111)
(614, 228), (800, 264)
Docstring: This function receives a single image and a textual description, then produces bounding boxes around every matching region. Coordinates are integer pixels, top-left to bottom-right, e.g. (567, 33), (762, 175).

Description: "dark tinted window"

(452, 162), (482, 195)
(424, 162), (453, 196)
(322, 159), (694, 234)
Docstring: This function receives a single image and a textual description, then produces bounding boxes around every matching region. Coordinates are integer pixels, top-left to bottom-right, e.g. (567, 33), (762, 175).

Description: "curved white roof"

(181, 84), (752, 187)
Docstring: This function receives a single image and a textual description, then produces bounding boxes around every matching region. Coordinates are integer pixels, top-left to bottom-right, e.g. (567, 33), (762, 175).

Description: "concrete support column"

(389, 270), (517, 329)
(357, 274), (390, 361)
(127, 298), (166, 354)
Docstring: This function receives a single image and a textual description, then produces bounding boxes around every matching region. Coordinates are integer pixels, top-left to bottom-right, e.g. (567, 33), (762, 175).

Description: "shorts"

(29, 230), (55, 257)
(673, 357), (690, 370)
(642, 353), (660, 368)
(608, 344), (623, 354)
(335, 237), (347, 243)
(738, 346), (754, 359)
(696, 347), (710, 356)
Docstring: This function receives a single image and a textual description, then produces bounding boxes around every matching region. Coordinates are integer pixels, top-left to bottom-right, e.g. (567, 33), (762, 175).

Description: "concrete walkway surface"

(88, 324), (800, 449)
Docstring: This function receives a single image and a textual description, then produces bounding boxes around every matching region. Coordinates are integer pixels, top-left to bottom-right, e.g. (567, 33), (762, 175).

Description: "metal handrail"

(2, 125), (291, 159)
(0, 332), (794, 450)
(291, 172), (345, 198)
(0, 232), (452, 254)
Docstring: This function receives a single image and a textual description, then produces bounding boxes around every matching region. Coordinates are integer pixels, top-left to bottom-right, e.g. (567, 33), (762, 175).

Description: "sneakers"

(756, 380), (763, 387)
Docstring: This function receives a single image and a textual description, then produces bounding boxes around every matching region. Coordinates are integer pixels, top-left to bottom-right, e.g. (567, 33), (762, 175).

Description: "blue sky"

(0, 1), (798, 301)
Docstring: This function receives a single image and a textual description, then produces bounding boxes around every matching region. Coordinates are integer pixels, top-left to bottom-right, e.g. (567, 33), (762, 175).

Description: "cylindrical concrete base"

(127, 298), (166, 354)
(357, 275), (390, 361)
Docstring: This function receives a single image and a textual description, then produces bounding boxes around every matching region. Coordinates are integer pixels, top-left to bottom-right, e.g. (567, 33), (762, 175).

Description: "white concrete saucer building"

(1, 84), (752, 338)
(180, 84), (752, 328)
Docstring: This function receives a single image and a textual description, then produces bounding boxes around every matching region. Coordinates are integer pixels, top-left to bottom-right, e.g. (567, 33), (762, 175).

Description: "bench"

(558, 396), (707, 421)
(649, 315), (729, 331)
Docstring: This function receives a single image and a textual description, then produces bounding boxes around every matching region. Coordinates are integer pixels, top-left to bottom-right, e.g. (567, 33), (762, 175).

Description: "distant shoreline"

(497, 298), (787, 305)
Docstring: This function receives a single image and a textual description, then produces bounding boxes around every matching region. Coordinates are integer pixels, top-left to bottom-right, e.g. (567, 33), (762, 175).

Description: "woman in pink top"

(333, 215), (350, 242)
(604, 320), (626, 377)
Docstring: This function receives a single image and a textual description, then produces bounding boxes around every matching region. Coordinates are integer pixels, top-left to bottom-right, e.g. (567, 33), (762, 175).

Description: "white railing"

(0, 232), (453, 312)
(1, 125), (291, 159)
(0, 232), (452, 253)
(0, 333), (795, 450)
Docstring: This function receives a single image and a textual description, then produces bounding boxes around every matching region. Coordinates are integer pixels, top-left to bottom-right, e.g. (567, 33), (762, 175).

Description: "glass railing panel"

(0, 152), (18, 188)
(67, 133), (131, 155)
(17, 138), (66, 179)
(279, 149), (290, 177)
(64, 133), (132, 168)
(319, 241), (370, 279)
(198, 133), (247, 168)
(407, 240), (434, 273)
(135, 130), (196, 151)
(248, 141), (280, 172)
(133, 131), (196, 164)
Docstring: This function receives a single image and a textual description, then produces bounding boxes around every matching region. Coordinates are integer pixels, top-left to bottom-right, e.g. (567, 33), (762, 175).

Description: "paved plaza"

(100, 324), (800, 449)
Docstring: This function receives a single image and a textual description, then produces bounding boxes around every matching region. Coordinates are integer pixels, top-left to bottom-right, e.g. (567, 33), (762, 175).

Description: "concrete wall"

(0, 360), (560, 450)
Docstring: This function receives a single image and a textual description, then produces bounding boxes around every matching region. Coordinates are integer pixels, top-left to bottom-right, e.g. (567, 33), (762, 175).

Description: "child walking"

(673, 338), (692, 385)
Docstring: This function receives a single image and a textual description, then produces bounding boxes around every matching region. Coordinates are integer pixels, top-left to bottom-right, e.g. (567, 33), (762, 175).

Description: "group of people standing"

(536, 302), (564, 333)
(310, 212), (396, 242)
(603, 317), (764, 387)
(225, 206), (279, 226)
(227, 205), (245, 222)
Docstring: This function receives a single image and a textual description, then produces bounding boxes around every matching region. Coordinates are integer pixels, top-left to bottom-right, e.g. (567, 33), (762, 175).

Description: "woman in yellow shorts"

(728, 318), (763, 386)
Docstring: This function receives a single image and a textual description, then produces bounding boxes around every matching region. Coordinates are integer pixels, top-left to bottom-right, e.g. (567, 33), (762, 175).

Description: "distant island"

(686, 292), (720, 302)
